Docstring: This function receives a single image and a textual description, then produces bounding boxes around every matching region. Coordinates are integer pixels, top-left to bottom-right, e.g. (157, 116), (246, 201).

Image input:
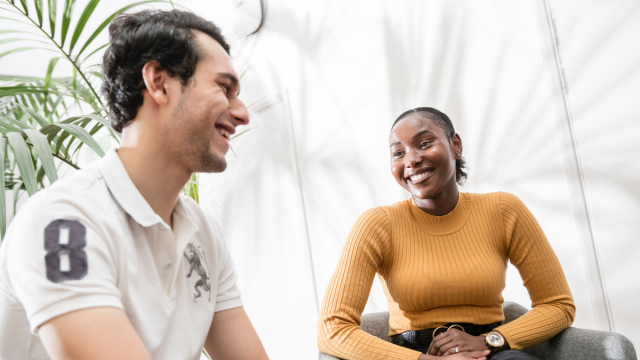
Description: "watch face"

(487, 333), (504, 347)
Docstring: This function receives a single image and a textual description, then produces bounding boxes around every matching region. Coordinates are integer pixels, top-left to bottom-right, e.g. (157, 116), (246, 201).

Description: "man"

(0, 10), (269, 360)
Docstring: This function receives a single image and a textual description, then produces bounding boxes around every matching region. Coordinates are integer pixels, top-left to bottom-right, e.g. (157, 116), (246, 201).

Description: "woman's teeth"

(410, 171), (432, 182)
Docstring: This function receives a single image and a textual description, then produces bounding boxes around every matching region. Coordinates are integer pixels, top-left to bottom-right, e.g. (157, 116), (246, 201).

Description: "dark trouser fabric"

(408, 346), (540, 359)
(488, 350), (540, 360)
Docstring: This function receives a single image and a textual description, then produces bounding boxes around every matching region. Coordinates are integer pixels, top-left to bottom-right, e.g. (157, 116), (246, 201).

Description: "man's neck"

(117, 123), (191, 228)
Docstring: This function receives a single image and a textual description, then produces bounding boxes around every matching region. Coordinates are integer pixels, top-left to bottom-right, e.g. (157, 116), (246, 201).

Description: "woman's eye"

(420, 141), (430, 148)
(394, 151), (403, 157)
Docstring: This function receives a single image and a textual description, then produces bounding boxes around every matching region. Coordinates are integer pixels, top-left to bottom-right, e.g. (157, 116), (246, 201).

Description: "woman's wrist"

(475, 335), (491, 351)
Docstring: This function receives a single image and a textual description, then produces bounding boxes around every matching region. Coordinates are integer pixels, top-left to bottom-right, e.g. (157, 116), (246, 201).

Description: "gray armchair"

(319, 301), (637, 360)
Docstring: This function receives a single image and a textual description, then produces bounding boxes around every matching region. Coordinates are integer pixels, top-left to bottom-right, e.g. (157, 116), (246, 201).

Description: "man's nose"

(229, 98), (250, 126)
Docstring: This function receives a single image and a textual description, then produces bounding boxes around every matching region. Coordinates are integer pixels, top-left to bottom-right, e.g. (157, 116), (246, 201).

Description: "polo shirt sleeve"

(4, 196), (123, 333)
(208, 219), (242, 312)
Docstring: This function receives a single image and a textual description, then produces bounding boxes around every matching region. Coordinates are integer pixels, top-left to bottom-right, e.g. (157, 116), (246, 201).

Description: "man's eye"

(220, 83), (230, 93)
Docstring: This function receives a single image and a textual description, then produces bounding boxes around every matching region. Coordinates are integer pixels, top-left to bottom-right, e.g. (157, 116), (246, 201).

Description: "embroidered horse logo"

(183, 242), (211, 301)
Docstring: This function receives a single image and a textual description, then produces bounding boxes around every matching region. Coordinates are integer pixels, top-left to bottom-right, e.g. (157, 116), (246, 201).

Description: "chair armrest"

(318, 312), (391, 360)
(524, 327), (637, 360)
(360, 311), (392, 341)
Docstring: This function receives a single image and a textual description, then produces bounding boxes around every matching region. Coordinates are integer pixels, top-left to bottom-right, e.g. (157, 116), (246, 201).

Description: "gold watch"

(481, 331), (505, 352)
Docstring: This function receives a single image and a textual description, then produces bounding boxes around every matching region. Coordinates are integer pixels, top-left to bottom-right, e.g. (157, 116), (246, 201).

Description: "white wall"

(549, 0), (640, 346)
(2, 0), (637, 358)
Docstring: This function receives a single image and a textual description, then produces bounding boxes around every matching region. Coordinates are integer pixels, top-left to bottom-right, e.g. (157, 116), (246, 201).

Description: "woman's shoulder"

(465, 192), (530, 221)
(352, 199), (412, 227)
(380, 198), (414, 218)
(465, 191), (522, 204)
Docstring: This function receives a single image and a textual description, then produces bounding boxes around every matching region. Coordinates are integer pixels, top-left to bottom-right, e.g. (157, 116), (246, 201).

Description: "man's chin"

(199, 153), (227, 173)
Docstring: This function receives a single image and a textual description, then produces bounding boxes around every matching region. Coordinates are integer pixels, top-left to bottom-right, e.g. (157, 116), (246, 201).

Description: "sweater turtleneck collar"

(408, 192), (471, 235)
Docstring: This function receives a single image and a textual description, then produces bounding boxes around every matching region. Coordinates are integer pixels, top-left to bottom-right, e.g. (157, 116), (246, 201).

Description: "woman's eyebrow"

(413, 130), (433, 139)
(390, 140), (402, 147)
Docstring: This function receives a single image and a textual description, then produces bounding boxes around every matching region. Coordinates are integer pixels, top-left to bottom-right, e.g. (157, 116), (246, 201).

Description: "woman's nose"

(405, 149), (422, 168)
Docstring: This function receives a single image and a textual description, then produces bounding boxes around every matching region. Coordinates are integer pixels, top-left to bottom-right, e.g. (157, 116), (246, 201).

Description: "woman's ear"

(451, 133), (463, 158)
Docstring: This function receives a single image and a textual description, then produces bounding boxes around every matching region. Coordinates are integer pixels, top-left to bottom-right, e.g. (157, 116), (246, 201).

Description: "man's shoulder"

(18, 169), (107, 214)
(8, 166), (110, 238)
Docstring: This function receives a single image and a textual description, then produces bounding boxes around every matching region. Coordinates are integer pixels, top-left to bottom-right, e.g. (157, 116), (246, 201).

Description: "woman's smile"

(405, 167), (435, 184)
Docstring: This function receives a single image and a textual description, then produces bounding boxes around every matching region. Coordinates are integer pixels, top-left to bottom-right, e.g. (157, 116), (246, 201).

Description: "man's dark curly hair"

(392, 107), (468, 185)
(101, 10), (230, 132)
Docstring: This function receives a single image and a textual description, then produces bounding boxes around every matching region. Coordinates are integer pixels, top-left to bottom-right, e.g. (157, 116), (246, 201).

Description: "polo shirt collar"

(100, 149), (164, 227)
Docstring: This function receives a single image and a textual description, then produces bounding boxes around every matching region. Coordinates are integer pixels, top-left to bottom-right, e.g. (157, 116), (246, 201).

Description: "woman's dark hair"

(392, 107), (468, 185)
(101, 10), (230, 132)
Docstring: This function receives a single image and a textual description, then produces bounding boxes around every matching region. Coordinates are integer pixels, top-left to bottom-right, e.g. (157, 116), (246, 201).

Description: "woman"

(317, 107), (575, 360)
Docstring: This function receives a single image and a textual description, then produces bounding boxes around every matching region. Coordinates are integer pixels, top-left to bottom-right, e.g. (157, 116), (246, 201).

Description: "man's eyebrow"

(218, 72), (240, 93)
(413, 130), (433, 138)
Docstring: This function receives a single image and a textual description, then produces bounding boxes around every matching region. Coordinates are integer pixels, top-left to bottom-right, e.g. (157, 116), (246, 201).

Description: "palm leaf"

(6, 132), (38, 196)
(43, 57), (60, 116)
(0, 116), (25, 133)
(0, 15), (32, 26)
(34, 0), (44, 26)
(16, 104), (50, 127)
(75, 113), (119, 140)
(60, 0), (77, 48)
(55, 123), (104, 157)
(68, 0), (99, 54)
(0, 47), (44, 60)
(18, 0), (29, 15)
(0, 115), (32, 131)
(0, 39), (23, 45)
(43, 58), (59, 93)
(48, 0), (57, 38)
(0, 29), (42, 35)
(75, 0), (168, 59)
(80, 42), (107, 63)
(0, 138), (6, 238)
(12, 182), (21, 215)
(23, 129), (58, 184)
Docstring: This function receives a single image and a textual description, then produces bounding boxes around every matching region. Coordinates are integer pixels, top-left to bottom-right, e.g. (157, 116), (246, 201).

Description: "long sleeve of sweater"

(317, 208), (422, 360)
(494, 192), (576, 349)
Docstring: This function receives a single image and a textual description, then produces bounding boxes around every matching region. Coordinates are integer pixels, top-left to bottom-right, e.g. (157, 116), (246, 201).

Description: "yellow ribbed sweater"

(318, 192), (575, 360)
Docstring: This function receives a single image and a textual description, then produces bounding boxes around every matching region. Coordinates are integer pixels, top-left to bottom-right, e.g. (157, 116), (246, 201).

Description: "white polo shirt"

(0, 149), (242, 360)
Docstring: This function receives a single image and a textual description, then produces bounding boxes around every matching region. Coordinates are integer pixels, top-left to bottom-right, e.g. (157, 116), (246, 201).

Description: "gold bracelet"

(447, 324), (466, 333)
(432, 326), (448, 339)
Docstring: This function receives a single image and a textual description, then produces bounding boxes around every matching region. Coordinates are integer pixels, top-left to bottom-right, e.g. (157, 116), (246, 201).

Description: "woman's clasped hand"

(418, 349), (490, 360)
(427, 328), (490, 356)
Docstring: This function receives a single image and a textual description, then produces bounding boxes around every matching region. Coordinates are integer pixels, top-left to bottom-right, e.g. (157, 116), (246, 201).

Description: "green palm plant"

(0, 0), (186, 240)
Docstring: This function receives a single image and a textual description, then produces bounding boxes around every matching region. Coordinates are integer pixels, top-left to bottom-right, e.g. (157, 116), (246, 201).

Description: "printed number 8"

(44, 220), (88, 283)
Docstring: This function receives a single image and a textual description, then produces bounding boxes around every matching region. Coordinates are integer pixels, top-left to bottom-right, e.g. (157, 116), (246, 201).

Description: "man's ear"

(141, 61), (170, 106)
